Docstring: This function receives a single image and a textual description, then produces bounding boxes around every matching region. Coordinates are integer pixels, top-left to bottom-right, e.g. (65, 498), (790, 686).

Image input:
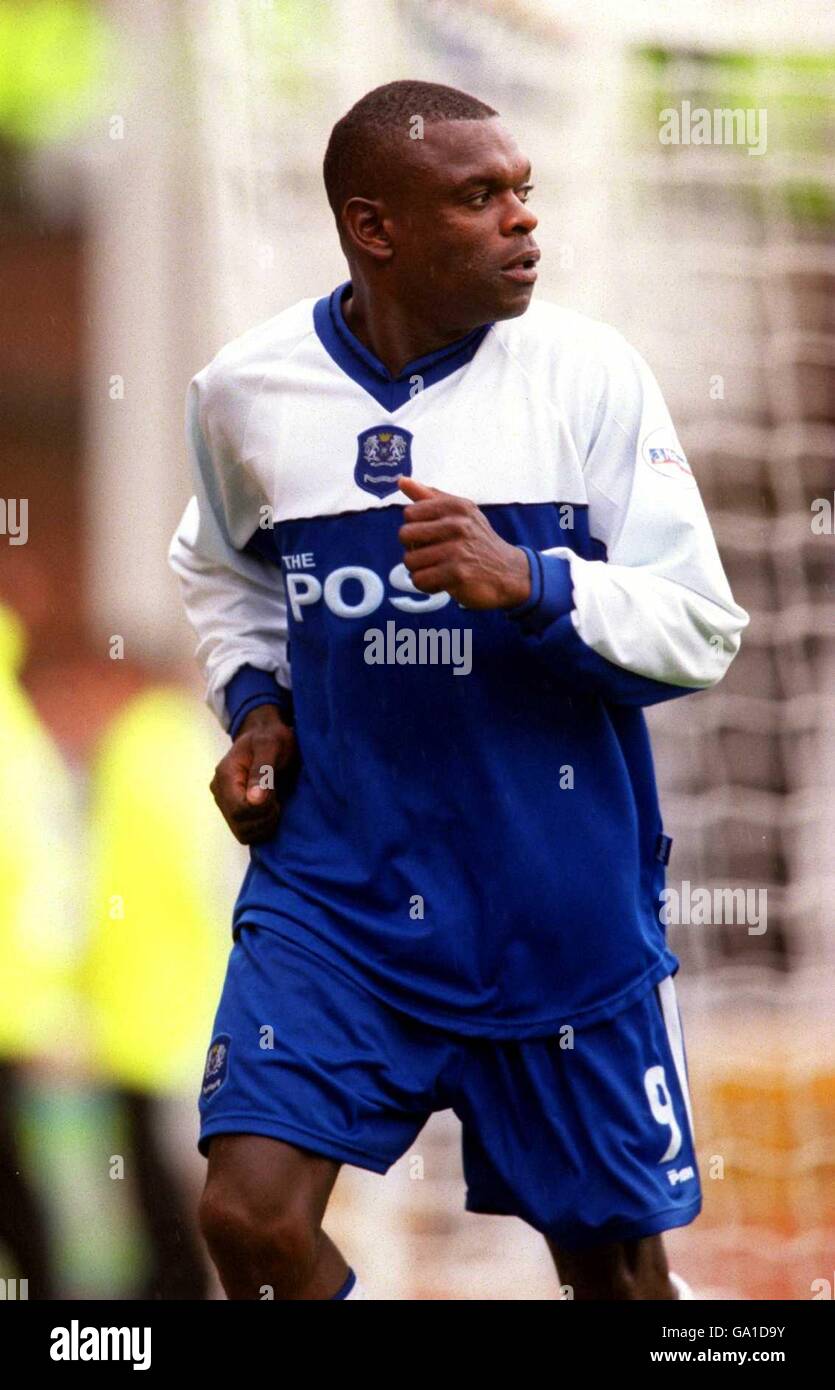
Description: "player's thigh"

(197, 925), (450, 1219)
(457, 974), (700, 1252)
(545, 1232), (673, 1300)
(201, 1132), (340, 1236)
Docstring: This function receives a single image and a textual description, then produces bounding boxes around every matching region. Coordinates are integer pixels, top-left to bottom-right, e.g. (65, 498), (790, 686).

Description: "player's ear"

(340, 197), (394, 262)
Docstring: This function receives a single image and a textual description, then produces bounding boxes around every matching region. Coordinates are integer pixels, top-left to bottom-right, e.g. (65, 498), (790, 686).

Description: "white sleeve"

(168, 368), (290, 730)
(514, 334), (749, 701)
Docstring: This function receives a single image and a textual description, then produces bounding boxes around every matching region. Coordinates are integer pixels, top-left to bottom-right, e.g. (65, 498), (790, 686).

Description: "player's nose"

(507, 200), (537, 235)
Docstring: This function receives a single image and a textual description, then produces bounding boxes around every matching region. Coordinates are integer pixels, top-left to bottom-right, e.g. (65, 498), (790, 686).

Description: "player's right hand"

(209, 705), (298, 845)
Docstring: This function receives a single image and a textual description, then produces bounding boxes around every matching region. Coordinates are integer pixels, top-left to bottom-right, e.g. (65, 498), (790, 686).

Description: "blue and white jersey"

(169, 283), (749, 1037)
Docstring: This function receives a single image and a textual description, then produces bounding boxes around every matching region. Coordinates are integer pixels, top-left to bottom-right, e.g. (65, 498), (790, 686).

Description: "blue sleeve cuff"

(505, 546), (543, 618)
(225, 664), (294, 740)
(506, 548), (574, 635)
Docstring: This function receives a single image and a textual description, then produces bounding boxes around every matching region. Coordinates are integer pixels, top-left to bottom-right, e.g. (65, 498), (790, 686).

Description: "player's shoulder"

(493, 297), (638, 371)
(191, 295), (318, 404)
(186, 296), (318, 445)
(205, 296), (318, 376)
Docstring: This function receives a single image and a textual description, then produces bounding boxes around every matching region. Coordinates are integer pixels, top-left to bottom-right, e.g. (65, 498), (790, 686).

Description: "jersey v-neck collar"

(312, 280), (493, 413)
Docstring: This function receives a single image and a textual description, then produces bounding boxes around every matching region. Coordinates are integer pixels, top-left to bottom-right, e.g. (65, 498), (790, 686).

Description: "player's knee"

(551, 1236), (672, 1301)
(570, 1265), (639, 1300)
(606, 1266), (643, 1300)
(199, 1186), (318, 1296)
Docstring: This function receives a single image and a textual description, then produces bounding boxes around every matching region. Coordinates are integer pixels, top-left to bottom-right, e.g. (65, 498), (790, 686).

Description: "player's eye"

(466, 183), (533, 208)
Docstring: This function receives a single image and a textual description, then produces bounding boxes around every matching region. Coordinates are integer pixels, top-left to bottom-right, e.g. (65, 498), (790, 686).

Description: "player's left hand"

(397, 477), (531, 610)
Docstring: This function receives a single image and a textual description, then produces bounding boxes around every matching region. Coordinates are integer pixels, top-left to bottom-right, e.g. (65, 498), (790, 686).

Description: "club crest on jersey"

(355, 426), (413, 499)
(202, 1033), (230, 1100)
(641, 428), (697, 488)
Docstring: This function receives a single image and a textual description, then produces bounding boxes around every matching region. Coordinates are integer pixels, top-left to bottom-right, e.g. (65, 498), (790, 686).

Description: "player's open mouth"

(500, 250), (540, 284)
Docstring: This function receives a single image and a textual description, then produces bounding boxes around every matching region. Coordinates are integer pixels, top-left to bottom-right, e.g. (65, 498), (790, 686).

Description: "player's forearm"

(396, 477), (747, 704)
(506, 547), (748, 706)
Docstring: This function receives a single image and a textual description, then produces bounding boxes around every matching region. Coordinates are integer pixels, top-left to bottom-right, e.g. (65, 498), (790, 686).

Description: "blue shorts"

(198, 924), (702, 1250)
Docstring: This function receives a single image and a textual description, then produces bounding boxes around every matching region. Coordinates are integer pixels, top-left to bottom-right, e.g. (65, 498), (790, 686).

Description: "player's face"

(389, 117), (539, 329)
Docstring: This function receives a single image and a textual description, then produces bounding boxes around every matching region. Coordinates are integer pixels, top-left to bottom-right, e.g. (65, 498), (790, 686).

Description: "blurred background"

(0, 0), (833, 1300)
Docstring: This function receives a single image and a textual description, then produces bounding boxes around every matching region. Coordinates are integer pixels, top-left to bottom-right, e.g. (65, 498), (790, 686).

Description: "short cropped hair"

(323, 79), (498, 224)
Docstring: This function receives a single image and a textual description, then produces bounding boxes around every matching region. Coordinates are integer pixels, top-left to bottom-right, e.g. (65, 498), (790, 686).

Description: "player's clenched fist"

(210, 705), (298, 845)
(397, 476), (532, 610)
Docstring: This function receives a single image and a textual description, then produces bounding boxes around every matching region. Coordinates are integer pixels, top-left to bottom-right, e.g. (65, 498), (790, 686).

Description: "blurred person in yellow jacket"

(82, 678), (244, 1299)
(0, 602), (79, 1300)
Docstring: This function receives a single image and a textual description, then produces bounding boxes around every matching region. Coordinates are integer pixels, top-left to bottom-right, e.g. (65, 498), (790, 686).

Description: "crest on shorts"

(355, 426), (413, 499)
(202, 1033), (231, 1100)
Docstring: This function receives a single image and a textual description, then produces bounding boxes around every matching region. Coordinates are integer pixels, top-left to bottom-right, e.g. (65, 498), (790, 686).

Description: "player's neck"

(341, 282), (476, 379)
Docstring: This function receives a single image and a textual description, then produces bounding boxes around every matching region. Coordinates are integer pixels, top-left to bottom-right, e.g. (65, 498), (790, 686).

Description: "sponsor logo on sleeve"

(642, 428), (697, 488)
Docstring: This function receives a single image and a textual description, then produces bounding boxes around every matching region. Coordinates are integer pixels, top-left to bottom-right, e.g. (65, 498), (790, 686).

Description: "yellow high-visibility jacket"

(82, 685), (243, 1093)
(0, 604), (80, 1058)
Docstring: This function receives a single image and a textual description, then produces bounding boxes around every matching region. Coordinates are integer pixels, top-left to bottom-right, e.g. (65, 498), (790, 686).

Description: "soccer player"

(169, 80), (749, 1301)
